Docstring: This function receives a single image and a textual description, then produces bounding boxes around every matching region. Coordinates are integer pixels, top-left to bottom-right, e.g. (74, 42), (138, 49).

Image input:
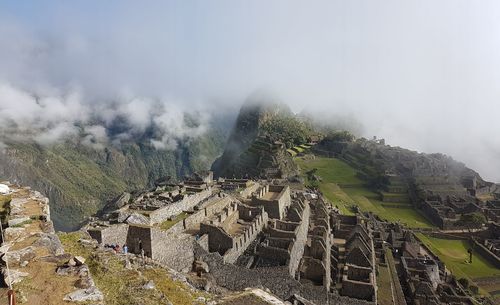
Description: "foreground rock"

(0, 183), (102, 304)
(63, 287), (104, 302)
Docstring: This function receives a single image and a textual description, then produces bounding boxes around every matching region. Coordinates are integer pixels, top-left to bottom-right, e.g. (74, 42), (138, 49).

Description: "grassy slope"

(3, 132), (225, 230)
(295, 156), (434, 228)
(416, 233), (500, 297)
(59, 232), (207, 305)
(416, 234), (500, 279)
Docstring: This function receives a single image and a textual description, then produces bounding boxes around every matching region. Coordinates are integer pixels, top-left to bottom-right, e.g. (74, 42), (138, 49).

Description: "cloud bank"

(0, 83), (207, 150)
(0, 1), (499, 181)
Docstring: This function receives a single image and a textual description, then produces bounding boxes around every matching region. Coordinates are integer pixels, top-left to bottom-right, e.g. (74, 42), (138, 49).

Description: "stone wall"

(149, 187), (213, 224)
(251, 185), (291, 219)
(473, 239), (500, 268)
(341, 278), (375, 301)
(240, 181), (261, 198)
(88, 224), (129, 246)
(288, 203), (310, 276)
(223, 208), (268, 263)
(200, 223), (234, 255)
(126, 225), (153, 256)
(172, 195), (233, 233)
(150, 229), (195, 272)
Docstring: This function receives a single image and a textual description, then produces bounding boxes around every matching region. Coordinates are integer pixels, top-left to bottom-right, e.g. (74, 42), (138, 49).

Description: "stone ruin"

(85, 173), (376, 304)
(215, 135), (298, 179)
(333, 138), (496, 231)
(330, 215), (377, 301)
(84, 167), (500, 304)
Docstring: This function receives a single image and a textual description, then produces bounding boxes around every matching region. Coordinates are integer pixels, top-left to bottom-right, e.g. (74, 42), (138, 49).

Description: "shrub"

(458, 278), (470, 289)
(470, 285), (479, 294)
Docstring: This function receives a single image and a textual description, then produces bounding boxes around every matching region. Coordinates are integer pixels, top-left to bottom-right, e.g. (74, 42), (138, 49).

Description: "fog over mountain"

(1, 1), (499, 181)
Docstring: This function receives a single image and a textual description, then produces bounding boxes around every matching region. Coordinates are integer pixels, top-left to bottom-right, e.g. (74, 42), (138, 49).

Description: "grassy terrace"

(377, 265), (394, 305)
(416, 233), (500, 297)
(295, 156), (434, 228)
(416, 234), (500, 279)
(159, 212), (189, 231)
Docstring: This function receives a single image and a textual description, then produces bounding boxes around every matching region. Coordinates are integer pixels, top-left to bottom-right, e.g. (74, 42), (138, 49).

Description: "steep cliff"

(0, 128), (227, 231)
(212, 99), (306, 179)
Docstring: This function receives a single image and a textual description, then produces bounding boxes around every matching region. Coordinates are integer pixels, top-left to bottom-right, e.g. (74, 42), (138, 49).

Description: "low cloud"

(0, 83), (209, 150)
(1, 1), (500, 181)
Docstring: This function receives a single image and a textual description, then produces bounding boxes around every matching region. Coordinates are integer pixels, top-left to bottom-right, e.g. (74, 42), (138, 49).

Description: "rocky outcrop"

(0, 183), (103, 304)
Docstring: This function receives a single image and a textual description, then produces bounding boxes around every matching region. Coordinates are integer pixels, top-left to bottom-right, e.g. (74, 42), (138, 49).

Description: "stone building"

(299, 197), (332, 291)
(250, 184), (291, 219)
(330, 214), (377, 302)
(200, 202), (268, 263)
(255, 196), (310, 276)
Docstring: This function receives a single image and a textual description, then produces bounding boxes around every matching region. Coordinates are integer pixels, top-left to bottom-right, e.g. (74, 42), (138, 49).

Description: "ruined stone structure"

(200, 202), (268, 263)
(329, 214), (377, 302)
(84, 165), (497, 304)
(255, 195), (310, 276)
(299, 197), (332, 291)
(251, 184), (291, 219)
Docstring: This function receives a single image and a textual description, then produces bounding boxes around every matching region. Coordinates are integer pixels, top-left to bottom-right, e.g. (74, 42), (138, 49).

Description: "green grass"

(416, 234), (500, 280)
(59, 232), (207, 305)
(286, 149), (298, 157)
(295, 156), (434, 228)
(416, 233), (500, 298)
(159, 212), (189, 231)
(295, 156), (363, 185)
(377, 265), (394, 305)
(0, 194), (11, 224)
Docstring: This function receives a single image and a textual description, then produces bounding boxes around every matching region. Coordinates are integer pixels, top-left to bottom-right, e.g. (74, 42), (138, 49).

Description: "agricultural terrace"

(416, 233), (500, 298)
(295, 156), (434, 228)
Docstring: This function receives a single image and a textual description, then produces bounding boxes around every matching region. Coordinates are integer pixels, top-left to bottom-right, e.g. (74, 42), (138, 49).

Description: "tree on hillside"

(458, 212), (486, 229)
(324, 130), (355, 143)
(260, 115), (312, 148)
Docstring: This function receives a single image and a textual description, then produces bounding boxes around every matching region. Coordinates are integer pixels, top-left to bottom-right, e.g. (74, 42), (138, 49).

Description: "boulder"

(3, 269), (29, 285)
(56, 266), (79, 276)
(0, 184), (9, 194)
(142, 280), (155, 290)
(3, 246), (36, 264)
(8, 217), (31, 227)
(117, 211), (131, 223)
(63, 287), (104, 302)
(74, 256), (86, 266)
(33, 233), (64, 256)
(125, 213), (150, 225)
(103, 192), (131, 212)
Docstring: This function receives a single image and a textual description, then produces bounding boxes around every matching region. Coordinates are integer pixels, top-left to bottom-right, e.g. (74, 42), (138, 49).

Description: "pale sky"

(0, 1), (499, 181)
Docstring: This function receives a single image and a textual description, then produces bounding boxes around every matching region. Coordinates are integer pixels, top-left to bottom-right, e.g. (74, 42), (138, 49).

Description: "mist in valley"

(0, 1), (499, 181)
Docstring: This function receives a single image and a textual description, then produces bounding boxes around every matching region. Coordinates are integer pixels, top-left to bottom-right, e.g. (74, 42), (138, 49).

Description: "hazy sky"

(0, 1), (499, 181)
